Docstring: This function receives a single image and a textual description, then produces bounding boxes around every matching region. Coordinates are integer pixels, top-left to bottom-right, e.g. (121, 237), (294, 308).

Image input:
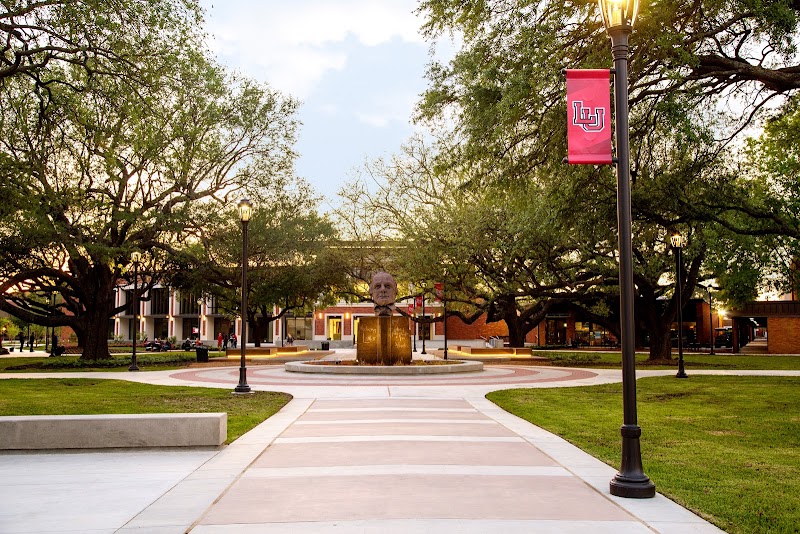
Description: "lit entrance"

(327, 316), (342, 341)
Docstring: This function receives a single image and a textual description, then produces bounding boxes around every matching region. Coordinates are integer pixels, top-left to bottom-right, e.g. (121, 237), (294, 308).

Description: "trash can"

(321, 341), (330, 351)
(195, 346), (209, 363)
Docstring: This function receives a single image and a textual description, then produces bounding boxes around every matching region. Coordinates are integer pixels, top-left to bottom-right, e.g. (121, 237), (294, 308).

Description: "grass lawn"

(0, 378), (291, 443)
(0, 352), (227, 372)
(540, 350), (800, 370)
(488, 376), (800, 534)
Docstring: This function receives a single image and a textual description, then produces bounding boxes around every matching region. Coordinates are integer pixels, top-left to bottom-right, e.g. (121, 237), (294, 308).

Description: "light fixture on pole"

(598, 0), (655, 499)
(671, 234), (688, 379)
(130, 251), (142, 371)
(234, 198), (252, 394)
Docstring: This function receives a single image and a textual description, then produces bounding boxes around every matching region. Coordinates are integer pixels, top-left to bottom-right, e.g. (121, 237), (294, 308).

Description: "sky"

(199, 0), (452, 209)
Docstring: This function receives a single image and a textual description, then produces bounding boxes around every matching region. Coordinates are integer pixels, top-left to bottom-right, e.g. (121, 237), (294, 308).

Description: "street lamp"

(234, 198), (252, 394)
(197, 297), (203, 342)
(671, 234), (687, 378)
(409, 283), (417, 352)
(130, 251), (142, 371)
(701, 282), (716, 355)
(441, 285), (448, 361)
(598, 0), (655, 499)
(421, 291), (427, 355)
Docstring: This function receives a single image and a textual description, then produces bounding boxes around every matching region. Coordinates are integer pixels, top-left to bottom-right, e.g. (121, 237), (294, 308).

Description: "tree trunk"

(77, 262), (116, 361)
(502, 306), (534, 348)
(647, 324), (673, 361)
(80, 309), (113, 360)
(253, 316), (262, 347)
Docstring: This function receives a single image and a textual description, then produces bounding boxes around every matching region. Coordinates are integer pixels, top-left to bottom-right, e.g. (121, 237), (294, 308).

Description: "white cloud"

(355, 90), (419, 128)
(201, 0), (424, 98)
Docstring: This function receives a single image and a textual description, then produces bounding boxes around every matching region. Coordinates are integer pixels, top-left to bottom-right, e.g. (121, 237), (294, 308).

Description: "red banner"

(566, 69), (612, 165)
(434, 282), (443, 301)
(415, 296), (423, 307)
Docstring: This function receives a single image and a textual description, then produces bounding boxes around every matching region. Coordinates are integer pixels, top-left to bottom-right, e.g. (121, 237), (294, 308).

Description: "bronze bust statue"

(370, 271), (398, 316)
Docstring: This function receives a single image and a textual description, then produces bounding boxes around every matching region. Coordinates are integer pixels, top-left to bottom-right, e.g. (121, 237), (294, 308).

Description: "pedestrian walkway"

(0, 351), (752, 533)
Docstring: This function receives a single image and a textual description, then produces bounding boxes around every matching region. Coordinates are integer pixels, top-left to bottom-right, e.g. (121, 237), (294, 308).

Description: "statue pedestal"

(357, 316), (412, 365)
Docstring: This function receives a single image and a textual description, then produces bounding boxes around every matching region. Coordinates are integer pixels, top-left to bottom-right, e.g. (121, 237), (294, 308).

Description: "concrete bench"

(278, 345), (308, 353)
(226, 345), (309, 357)
(0, 413), (227, 450)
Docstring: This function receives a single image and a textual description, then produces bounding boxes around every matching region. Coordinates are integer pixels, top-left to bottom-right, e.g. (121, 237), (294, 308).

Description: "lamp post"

(48, 292), (56, 357)
(598, 0), (655, 499)
(671, 234), (687, 378)
(234, 198), (252, 394)
(410, 283), (417, 352)
(129, 251), (142, 371)
(45, 294), (50, 354)
(441, 285), (448, 361)
(421, 292), (427, 355)
(197, 297), (203, 343)
(703, 283), (715, 355)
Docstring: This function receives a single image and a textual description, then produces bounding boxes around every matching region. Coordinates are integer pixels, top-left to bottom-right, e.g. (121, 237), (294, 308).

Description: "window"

(286, 316), (312, 340)
(179, 293), (200, 315)
(150, 288), (169, 315)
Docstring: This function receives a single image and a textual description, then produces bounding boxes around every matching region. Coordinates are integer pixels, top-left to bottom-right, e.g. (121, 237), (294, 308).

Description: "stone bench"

(226, 345), (309, 357)
(0, 413), (227, 450)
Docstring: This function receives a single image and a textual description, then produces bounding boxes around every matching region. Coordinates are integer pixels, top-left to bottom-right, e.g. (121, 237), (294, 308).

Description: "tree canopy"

(0, 0), (301, 359)
(371, 0), (800, 358)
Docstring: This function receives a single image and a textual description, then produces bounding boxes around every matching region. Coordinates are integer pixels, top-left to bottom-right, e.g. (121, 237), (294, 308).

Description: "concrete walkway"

(2, 349), (785, 533)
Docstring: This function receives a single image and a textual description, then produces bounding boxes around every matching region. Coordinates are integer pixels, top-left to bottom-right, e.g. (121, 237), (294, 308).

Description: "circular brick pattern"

(284, 360), (484, 375)
(169, 365), (598, 387)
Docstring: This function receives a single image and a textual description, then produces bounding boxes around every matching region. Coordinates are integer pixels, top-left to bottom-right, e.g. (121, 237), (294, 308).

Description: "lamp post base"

(610, 474), (657, 498)
(610, 424), (656, 498)
(234, 366), (251, 393)
(676, 359), (688, 378)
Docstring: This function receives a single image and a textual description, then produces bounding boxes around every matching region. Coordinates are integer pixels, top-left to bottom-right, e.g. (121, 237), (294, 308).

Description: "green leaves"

(0, 1), (302, 359)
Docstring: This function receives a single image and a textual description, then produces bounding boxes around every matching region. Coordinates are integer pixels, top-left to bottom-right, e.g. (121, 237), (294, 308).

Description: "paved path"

(3, 350), (786, 533)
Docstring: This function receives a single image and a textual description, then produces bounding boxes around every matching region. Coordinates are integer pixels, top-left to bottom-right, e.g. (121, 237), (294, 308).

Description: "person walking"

(217, 332), (223, 350)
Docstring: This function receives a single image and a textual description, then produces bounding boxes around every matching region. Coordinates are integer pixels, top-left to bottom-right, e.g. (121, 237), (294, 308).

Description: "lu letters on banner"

(566, 69), (612, 164)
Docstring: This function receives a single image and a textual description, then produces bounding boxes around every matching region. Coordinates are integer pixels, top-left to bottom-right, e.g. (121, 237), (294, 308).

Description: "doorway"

(327, 316), (342, 341)
(545, 318), (567, 345)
